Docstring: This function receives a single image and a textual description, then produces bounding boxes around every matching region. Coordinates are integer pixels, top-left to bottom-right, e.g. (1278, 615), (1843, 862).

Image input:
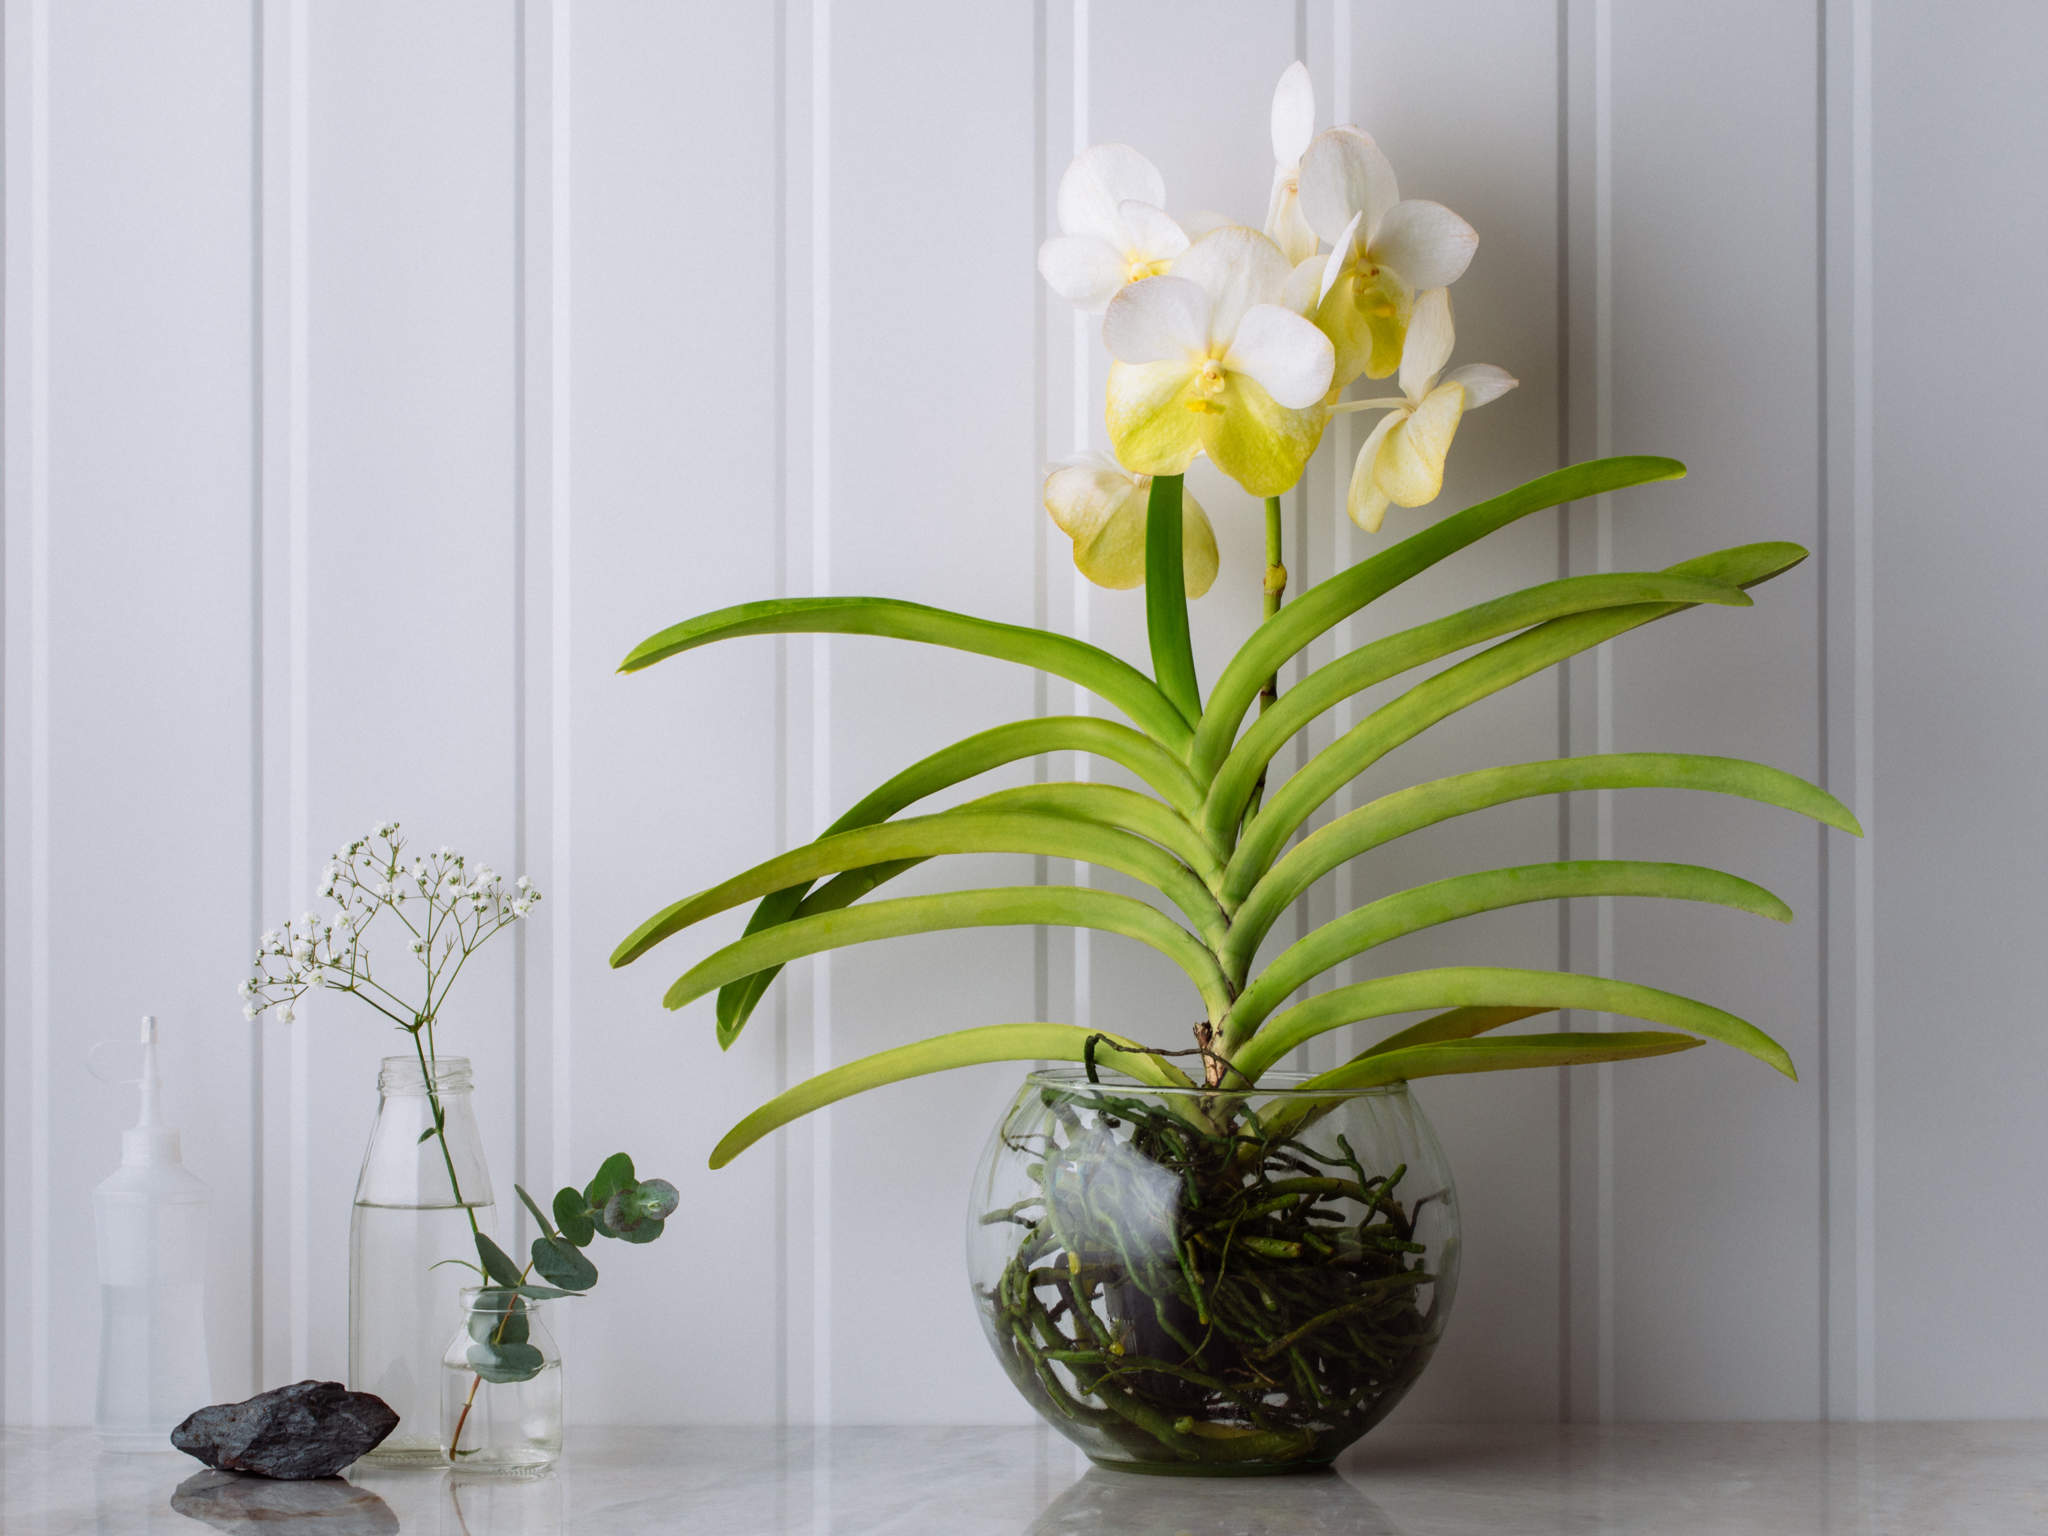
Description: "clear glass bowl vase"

(968, 1069), (1459, 1475)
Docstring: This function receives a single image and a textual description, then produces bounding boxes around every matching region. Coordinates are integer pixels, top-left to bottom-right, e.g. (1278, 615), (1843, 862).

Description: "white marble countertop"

(3, 1421), (2044, 1534)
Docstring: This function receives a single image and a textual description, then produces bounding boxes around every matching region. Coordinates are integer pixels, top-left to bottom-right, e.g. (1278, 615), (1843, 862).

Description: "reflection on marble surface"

(1024, 1468), (1403, 1535)
(3, 1421), (2045, 1534)
(169, 1469), (398, 1534)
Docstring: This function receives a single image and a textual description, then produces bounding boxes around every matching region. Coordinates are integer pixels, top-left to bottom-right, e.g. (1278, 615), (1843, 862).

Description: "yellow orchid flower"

(1298, 127), (1478, 386)
(1042, 453), (1219, 597)
(1262, 62), (1319, 267)
(1102, 227), (1335, 498)
(1038, 145), (1189, 313)
(1343, 288), (1516, 532)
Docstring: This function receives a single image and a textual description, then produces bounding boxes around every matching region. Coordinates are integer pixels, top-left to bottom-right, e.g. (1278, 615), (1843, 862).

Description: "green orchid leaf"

(1144, 473), (1202, 723)
(1193, 455), (1688, 775)
(1222, 540), (1809, 901)
(613, 811), (1224, 972)
(1204, 571), (1754, 835)
(467, 1340), (546, 1385)
(1228, 965), (1792, 1083)
(709, 1023), (1191, 1169)
(1224, 753), (1861, 967)
(1299, 1031), (1706, 1091)
(530, 1235), (599, 1291)
(474, 1233), (524, 1290)
(552, 1187), (595, 1248)
(618, 596), (1192, 752)
(662, 886), (1235, 1027)
(1222, 860), (1791, 1052)
(711, 716), (1206, 1045)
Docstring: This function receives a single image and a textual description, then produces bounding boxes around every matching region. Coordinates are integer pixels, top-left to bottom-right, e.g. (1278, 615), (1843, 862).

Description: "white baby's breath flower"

(242, 1004), (259, 1021)
(515, 874), (532, 891)
(277, 1005), (295, 1024)
(511, 898), (531, 918)
(409, 938), (427, 957)
(237, 977), (257, 998)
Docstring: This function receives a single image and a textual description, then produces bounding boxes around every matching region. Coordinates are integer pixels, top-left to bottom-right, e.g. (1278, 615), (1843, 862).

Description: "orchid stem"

(1244, 495), (1288, 823)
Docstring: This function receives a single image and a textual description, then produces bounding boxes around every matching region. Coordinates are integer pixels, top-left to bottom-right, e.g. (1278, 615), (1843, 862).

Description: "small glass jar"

(350, 1054), (496, 1464)
(441, 1287), (563, 1476)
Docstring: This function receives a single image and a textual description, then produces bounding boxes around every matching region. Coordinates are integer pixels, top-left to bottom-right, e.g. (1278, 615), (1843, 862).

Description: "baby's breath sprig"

(242, 820), (539, 1050)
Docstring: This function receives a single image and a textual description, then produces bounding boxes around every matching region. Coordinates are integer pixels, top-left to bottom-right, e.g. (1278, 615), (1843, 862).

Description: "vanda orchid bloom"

(1043, 453), (1218, 596)
(1037, 145), (1189, 313)
(1262, 62), (1318, 266)
(1343, 287), (1516, 532)
(1300, 127), (1478, 386)
(1102, 227), (1335, 498)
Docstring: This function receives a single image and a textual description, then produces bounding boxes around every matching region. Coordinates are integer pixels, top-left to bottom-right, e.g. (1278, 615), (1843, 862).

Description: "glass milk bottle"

(350, 1054), (494, 1464)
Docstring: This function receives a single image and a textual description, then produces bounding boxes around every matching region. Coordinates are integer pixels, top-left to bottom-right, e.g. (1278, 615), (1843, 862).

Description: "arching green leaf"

(666, 886), (1235, 1026)
(1204, 572), (1753, 838)
(1230, 965), (1792, 1082)
(1297, 1031), (1706, 1092)
(1222, 541), (1809, 903)
(709, 1023), (1194, 1168)
(620, 597), (1193, 752)
(1225, 753), (1860, 966)
(614, 811), (1226, 970)
(1221, 860), (1790, 1051)
(1193, 455), (1688, 775)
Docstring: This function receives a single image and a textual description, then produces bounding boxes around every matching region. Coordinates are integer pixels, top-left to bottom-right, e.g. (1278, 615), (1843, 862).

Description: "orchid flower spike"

(1043, 452), (1218, 597)
(1298, 127), (1478, 385)
(1101, 226), (1335, 497)
(1263, 62), (1318, 266)
(1342, 288), (1516, 533)
(1038, 145), (1189, 313)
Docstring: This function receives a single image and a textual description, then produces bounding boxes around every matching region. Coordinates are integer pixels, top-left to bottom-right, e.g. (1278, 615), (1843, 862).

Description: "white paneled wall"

(3, 0), (2041, 1427)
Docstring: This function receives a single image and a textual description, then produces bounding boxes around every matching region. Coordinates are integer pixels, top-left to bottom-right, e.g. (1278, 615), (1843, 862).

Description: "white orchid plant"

(613, 63), (1859, 1167)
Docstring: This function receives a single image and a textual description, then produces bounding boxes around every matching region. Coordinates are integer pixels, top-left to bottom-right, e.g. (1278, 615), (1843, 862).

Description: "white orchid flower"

(1262, 62), (1318, 266)
(1043, 452), (1218, 597)
(1038, 145), (1190, 313)
(1101, 226), (1335, 497)
(1298, 127), (1478, 385)
(1342, 288), (1516, 532)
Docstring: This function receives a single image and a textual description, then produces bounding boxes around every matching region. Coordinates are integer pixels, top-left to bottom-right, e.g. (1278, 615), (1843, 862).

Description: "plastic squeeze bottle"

(93, 1016), (212, 1450)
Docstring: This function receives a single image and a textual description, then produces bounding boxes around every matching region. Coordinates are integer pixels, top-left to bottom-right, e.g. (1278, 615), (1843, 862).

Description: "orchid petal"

(1298, 127), (1398, 247)
(1377, 382), (1465, 507)
(1443, 362), (1519, 409)
(1222, 304), (1335, 411)
(1346, 409), (1406, 532)
(1057, 144), (1166, 245)
(1315, 256), (1412, 385)
(1318, 211), (1363, 304)
(1041, 452), (1132, 544)
(1281, 255), (1325, 318)
(1399, 288), (1457, 400)
(1037, 235), (1129, 312)
(1369, 199), (1478, 291)
(1102, 276), (1208, 365)
(1264, 174), (1319, 267)
(1181, 208), (1237, 241)
(1171, 227), (1293, 345)
(1202, 373), (1328, 497)
(1270, 61), (1315, 165)
(1078, 487), (1218, 597)
(1117, 200), (1190, 266)
(1105, 360), (1205, 476)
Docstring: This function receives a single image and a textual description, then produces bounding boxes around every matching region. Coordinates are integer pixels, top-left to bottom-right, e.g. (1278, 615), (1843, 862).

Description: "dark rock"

(170, 1380), (400, 1480)
(170, 1469), (399, 1535)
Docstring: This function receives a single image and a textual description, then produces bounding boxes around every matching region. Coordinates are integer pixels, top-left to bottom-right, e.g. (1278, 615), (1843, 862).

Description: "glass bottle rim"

(1023, 1066), (1409, 1100)
(377, 1053), (473, 1094)
(459, 1284), (549, 1314)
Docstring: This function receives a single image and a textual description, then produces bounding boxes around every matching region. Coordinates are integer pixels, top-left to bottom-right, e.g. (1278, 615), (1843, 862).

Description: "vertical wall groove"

(245, 0), (267, 1389)
(806, 0), (833, 1427)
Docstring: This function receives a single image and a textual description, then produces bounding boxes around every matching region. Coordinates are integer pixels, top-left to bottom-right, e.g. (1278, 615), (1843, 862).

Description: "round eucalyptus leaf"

(552, 1186), (596, 1248)
(467, 1340), (546, 1384)
(530, 1234), (598, 1291)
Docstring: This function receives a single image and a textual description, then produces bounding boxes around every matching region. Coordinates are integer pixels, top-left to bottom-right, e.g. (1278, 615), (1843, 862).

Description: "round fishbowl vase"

(968, 1070), (1459, 1475)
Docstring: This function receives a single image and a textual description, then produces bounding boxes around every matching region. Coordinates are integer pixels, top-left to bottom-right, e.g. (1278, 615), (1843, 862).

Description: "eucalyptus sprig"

(449, 1152), (678, 1458)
